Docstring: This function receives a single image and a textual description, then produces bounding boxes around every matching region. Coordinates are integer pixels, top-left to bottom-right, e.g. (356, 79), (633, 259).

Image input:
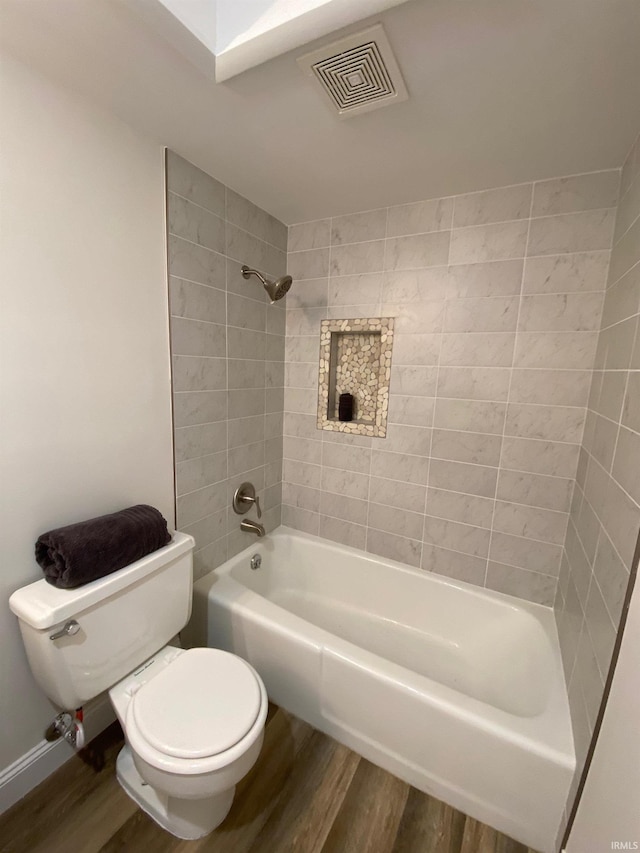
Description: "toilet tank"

(9, 532), (195, 710)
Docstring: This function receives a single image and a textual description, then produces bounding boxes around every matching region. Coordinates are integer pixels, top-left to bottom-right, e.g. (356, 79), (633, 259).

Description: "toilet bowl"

(109, 645), (268, 839)
(8, 532), (269, 840)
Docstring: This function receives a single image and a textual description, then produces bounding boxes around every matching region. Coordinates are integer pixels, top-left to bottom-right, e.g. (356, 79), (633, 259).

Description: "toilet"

(9, 532), (268, 840)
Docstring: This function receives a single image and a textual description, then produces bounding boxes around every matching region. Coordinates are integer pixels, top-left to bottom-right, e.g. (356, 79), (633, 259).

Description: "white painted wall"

(0, 52), (174, 771)
(566, 572), (640, 852)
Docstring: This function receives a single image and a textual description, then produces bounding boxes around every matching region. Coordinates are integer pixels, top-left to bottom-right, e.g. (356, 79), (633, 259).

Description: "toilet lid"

(131, 648), (262, 759)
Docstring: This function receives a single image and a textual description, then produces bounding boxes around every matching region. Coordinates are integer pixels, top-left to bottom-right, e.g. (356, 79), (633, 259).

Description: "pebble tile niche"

(317, 318), (394, 437)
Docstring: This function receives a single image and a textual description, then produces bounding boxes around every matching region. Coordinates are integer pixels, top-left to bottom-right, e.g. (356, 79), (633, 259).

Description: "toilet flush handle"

(49, 620), (81, 641)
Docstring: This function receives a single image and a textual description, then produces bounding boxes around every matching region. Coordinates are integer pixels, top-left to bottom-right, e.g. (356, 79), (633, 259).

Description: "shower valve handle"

(233, 482), (262, 518)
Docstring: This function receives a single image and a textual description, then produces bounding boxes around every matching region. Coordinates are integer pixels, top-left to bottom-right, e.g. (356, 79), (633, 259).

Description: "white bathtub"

(187, 527), (574, 852)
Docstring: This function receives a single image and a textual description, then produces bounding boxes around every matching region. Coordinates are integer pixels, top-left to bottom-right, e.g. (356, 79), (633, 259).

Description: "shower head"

(241, 265), (292, 303)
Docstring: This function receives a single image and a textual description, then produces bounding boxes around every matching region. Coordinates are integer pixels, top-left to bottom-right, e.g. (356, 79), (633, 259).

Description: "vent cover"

(297, 24), (408, 119)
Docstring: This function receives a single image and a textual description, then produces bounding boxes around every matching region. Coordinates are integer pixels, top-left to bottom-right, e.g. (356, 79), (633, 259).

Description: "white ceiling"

(1, 0), (639, 224)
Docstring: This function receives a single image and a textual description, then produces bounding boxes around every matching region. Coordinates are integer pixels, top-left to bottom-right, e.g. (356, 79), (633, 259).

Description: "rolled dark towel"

(35, 504), (171, 589)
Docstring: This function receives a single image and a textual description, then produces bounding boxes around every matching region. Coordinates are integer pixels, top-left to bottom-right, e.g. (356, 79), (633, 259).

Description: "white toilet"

(9, 532), (268, 840)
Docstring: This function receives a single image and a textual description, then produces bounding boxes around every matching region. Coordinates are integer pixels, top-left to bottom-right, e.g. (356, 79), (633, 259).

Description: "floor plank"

(391, 786), (466, 853)
(320, 758), (409, 853)
(0, 709), (541, 853)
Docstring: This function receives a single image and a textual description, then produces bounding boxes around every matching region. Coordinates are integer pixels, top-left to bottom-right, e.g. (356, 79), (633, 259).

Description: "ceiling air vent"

(297, 24), (408, 119)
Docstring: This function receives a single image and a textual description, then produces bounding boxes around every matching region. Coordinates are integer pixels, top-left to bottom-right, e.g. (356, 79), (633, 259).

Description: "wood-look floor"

(0, 707), (539, 853)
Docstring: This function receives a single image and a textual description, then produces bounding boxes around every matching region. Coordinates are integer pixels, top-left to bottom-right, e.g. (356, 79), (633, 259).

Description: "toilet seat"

(124, 648), (267, 775)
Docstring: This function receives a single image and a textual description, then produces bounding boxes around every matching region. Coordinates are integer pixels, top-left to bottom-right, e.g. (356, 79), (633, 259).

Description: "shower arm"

(241, 266), (268, 286)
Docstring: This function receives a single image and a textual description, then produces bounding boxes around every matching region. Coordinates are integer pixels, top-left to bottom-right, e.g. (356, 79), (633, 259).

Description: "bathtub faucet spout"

(241, 519), (266, 537)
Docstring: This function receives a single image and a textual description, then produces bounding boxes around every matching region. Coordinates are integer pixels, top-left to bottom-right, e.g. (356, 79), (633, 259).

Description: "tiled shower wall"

(166, 151), (286, 579)
(554, 134), (640, 805)
(283, 170), (621, 606)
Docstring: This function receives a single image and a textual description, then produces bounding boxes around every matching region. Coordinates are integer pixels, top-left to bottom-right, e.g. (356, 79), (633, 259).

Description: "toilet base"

(116, 746), (235, 840)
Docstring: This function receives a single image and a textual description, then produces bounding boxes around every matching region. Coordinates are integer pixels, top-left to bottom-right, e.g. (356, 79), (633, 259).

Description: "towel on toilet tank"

(35, 504), (171, 589)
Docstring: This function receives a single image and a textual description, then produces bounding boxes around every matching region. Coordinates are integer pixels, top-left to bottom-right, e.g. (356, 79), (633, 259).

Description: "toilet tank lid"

(9, 532), (195, 630)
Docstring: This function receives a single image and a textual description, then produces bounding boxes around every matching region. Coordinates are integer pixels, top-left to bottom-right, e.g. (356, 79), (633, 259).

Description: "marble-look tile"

(622, 371), (640, 433)
(445, 259), (524, 297)
(265, 359), (285, 388)
(382, 268), (450, 302)
(320, 491), (368, 525)
(169, 235), (226, 288)
(173, 390), (228, 428)
(509, 368), (592, 407)
(522, 252), (609, 294)
(493, 501), (568, 545)
(437, 366), (510, 401)
(329, 273), (383, 305)
(370, 450), (430, 485)
(379, 300), (444, 334)
(388, 395), (434, 427)
(166, 151), (225, 216)
(175, 421), (227, 463)
(497, 469), (573, 512)
(387, 197), (453, 237)
(229, 388), (265, 418)
(286, 307), (327, 336)
(227, 358), (265, 390)
(449, 220), (528, 264)
(170, 317), (227, 357)
(601, 264), (640, 329)
(369, 477), (426, 513)
(620, 134), (639, 197)
(170, 277), (226, 323)
(376, 423), (431, 456)
(368, 502), (424, 541)
(513, 331), (598, 369)
(612, 426), (640, 504)
(285, 278), (328, 309)
(613, 167), (640, 244)
(439, 332), (515, 367)
(444, 296), (519, 333)
(227, 415), (264, 448)
(431, 428), (502, 467)
(331, 240), (385, 275)
(593, 530), (630, 627)
(505, 403), (586, 443)
(226, 223), (285, 275)
(390, 365), (438, 397)
(229, 441), (265, 478)
(319, 515), (367, 549)
(527, 208), (615, 256)
(173, 356), (226, 392)
(426, 487), (494, 529)
(226, 188), (287, 250)
(285, 361), (317, 389)
(282, 481), (321, 512)
(331, 209), (386, 244)
(283, 458), (322, 489)
(429, 459), (497, 498)
(322, 442), (371, 474)
(392, 333), (440, 365)
(421, 544), (487, 585)
(168, 192), (225, 253)
(486, 562), (557, 606)
(532, 171), (619, 217)
(608, 215), (640, 285)
(176, 450), (227, 495)
(385, 232), (450, 271)
(489, 531), (562, 575)
(453, 184), (532, 228)
(433, 399), (506, 435)
(182, 510), (226, 552)
(282, 503), (320, 535)
(285, 334), (320, 364)
(177, 480), (227, 528)
(321, 466), (369, 500)
(585, 578), (617, 680)
(227, 292), (266, 331)
(500, 436), (580, 478)
(288, 219), (331, 252)
(227, 326), (265, 360)
(423, 515), (490, 558)
(287, 248), (330, 280)
(518, 293), (603, 332)
(366, 528), (422, 568)
(284, 387), (315, 415)
(283, 411), (319, 440)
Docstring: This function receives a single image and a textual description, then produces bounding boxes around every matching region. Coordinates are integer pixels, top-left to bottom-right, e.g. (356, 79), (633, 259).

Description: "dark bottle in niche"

(338, 393), (354, 422)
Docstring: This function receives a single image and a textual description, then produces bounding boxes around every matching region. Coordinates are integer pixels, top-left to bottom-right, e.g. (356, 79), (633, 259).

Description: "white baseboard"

(0, 694), (116, 815)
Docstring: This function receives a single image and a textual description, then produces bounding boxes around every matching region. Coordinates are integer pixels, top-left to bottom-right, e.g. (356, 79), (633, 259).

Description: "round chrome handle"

(49, 620), (81, 641)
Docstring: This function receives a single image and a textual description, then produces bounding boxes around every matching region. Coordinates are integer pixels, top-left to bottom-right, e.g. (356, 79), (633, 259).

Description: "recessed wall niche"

(317, 318), (394, 437)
